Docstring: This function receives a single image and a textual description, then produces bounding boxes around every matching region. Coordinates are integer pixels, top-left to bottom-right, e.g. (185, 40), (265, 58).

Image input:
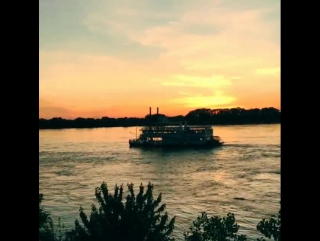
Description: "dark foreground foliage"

(39, 182), (281, 241)
(40, 194), (66, 241)
(184, 212), (247, 241)
(65, 182), (175, 241)
(256, 208), (281, 241)
(39, 194), (55, 241)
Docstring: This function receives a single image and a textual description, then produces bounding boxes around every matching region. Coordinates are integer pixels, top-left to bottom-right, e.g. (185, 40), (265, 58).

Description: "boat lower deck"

(129, 138), (224, 149)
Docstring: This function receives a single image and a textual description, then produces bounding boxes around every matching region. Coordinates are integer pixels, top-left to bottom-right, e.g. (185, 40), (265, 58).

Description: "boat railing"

(187, 125), (213, 128)
(140, 126), (182, 131)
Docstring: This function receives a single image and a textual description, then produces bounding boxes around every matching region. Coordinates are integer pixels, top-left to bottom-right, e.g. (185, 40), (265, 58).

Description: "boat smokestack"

(149, 107), (152, 116)
(157, 107), (159, 115)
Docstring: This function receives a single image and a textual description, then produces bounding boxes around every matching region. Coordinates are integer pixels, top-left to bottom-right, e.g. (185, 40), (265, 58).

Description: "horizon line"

(39, 106), (280, 121)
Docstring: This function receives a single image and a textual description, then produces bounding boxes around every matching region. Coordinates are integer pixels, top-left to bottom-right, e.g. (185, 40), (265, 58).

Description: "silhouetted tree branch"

(65, 182), (175, 241)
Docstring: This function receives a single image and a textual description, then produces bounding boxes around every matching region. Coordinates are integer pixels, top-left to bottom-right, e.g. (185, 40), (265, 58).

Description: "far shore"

(39, 121), (280, 130)
(39, 107), (280, 130)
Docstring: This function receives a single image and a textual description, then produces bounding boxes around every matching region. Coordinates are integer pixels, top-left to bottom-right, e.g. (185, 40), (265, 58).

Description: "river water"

(39, 124), (280, 240)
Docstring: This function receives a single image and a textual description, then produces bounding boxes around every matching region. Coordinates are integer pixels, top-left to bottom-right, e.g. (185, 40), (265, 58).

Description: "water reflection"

(39, 124), (280, 240)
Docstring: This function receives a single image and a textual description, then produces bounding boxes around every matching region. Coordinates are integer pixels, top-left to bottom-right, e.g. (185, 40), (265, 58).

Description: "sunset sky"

(39, 0), (280, 119)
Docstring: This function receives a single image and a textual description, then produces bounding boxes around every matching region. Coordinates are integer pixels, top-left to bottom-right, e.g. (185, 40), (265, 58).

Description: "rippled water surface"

(39, 124), (280, 240)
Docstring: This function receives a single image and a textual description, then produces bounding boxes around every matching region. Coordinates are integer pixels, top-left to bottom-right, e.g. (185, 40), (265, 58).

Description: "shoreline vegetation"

(39, 107), (280, 130)
(39, 181), (281, 241)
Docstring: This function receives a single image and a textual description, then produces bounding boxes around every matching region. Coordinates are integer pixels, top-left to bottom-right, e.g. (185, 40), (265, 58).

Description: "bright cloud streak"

(256, 67), (280, 75)
(160, 75), (232, 88)
(171, 91), (236, 108)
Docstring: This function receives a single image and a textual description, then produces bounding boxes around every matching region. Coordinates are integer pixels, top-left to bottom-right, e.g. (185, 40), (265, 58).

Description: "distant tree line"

(39, 107), (280, 129)
(39, 181), (281, 241)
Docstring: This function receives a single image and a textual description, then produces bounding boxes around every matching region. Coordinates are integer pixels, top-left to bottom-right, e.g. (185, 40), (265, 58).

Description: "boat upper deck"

(139, 124), (214, 139)
(140, 125), (213, 131)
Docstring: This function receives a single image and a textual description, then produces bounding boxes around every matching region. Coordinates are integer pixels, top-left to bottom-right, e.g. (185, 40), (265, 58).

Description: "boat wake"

(222, 143), (280, 148)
